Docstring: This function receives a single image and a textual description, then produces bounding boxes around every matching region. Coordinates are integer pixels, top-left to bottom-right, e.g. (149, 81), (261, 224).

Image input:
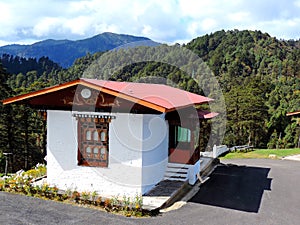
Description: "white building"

(3, 78), (216, 197)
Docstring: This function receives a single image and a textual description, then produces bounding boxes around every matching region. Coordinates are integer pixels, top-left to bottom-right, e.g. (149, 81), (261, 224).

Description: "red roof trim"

(187, 109), (219, 119)
(198, 110), (219, 119)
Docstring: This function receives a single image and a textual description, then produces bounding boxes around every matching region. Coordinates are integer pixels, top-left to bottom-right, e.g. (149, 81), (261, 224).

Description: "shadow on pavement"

(189, 163), (272, 213)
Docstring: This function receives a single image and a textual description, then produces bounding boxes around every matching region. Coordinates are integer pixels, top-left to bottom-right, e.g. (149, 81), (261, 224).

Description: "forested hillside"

(185, 30), (300, 148)
(0, 29), (300, 172)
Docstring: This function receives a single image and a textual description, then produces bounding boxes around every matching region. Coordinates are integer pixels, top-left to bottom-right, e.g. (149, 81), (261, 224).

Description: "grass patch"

(220, 148), (300, 160)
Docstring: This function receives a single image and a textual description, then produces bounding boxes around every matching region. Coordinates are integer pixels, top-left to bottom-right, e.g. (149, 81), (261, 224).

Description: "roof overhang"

(287, 111), (300, 116)
(166, 108), (219, 122)
(2, 79), (80, 105)
(1, 78), (213, 113)
(196, 109), (219, 119)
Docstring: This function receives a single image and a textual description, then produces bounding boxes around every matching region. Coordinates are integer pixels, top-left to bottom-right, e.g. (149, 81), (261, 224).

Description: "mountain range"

(0, 32), (159, 68)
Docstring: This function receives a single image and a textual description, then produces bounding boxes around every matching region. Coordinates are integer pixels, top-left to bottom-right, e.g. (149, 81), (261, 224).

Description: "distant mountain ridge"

(0, 32), (159, 68)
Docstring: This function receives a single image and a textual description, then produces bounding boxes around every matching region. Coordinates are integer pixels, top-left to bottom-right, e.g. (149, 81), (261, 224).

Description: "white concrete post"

(212, 145), (217, 158)
(188, 160), (201, 185)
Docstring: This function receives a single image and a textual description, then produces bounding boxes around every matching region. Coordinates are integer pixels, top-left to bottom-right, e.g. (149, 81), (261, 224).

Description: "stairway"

(164, 163), (189, 182)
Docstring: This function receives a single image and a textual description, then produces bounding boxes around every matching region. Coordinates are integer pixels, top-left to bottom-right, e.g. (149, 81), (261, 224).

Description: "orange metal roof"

(2, 78), (213, 113)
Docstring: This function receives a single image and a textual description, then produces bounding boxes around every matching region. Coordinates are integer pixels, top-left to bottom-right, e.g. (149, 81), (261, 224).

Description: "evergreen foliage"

(0, 29), (300, 172)
(185, 30), (300, 148)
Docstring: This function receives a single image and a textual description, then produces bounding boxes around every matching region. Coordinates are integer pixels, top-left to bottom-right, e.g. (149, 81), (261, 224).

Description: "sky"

(0, 0), (300, 46)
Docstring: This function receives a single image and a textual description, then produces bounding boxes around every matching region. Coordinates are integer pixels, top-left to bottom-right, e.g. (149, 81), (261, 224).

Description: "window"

(169, 125), (192, 149)
(177, 126), (191, 142)
(77, 117), (109, 167)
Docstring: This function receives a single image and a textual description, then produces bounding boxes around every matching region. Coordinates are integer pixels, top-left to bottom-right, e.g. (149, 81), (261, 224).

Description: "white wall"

(141, 114), (169, 193)
(47, 110), (169, 197)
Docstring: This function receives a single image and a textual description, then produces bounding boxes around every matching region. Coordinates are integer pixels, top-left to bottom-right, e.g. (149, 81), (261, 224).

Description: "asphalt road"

(1, 159), (299, 225)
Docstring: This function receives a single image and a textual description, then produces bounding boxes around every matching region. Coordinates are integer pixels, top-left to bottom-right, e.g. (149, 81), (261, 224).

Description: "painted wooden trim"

(80, 80), (168, 112)
(2, 80), (81, 105)
(2, 78), (211, 113)
(287, 111), (300, 116)
(2, 79), (168, 112)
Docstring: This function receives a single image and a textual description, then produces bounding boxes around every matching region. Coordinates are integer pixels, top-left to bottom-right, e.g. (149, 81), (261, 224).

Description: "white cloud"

(228, 11), (251, 23)
(295, 0), (300, 7)
(93, 23), (119, 34)
(201, 18), (218, 31)
(64, 16), (94, 35)
(0, 2), (17, 36)
(179, 0), (222, 18)
(187, 18), (218, 37)
(256, 18), (300, 40)
(33, 17), (63, 37)
(67, 1), (93, 14)
(0, 40), (13, 46)
(142, 25), (153, 36)
(0, 0), (299, 46)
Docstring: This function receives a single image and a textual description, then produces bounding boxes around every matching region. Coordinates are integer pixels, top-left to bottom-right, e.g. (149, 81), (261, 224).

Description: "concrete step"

(167, 162), (190, 169)
(164, 171), (188, 177)
(164, 163), (189, 182)
(164, 177), (187, 182)
(165, 167), (188, 173)
(143, 159), (217, 211)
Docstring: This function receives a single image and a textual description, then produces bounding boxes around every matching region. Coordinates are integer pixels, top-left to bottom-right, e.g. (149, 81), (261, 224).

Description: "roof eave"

(2, 79), (81, 105)
(287, 111), (300, 116)
(2, 79), (213, 114)
(1, 79), (168, 113)
(164, 100), (213, 113)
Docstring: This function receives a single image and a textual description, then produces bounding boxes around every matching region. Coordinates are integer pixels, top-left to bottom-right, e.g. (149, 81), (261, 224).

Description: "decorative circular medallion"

(81, 88), (92, 99)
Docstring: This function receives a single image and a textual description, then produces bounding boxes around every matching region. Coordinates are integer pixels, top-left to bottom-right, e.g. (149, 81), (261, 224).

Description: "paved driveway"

(1, 159), (299, 225)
